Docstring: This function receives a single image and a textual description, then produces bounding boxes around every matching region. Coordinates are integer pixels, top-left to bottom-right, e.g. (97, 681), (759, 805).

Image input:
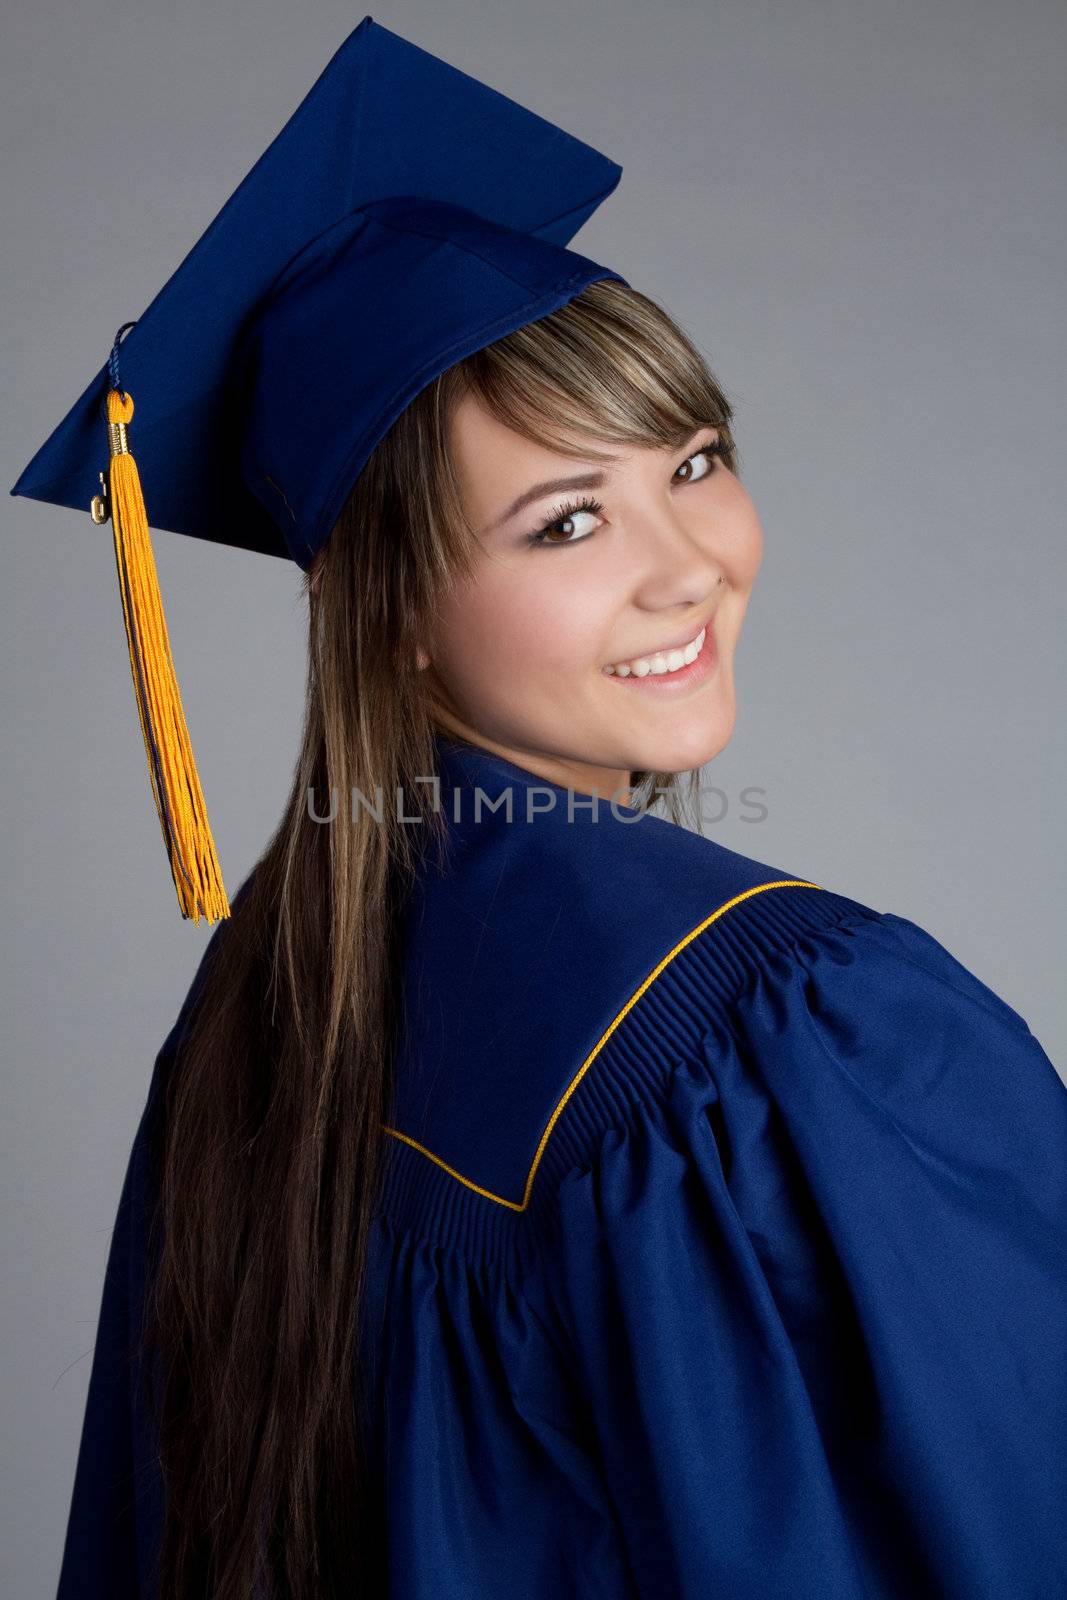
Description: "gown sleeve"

(538, 908), (1067, 1600)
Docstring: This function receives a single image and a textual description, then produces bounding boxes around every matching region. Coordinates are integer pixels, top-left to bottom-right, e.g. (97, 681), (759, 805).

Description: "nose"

(627, 502), (726, 610)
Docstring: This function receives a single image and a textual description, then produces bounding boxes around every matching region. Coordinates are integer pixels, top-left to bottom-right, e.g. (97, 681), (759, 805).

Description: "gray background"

(3, 1), (1065, 1592)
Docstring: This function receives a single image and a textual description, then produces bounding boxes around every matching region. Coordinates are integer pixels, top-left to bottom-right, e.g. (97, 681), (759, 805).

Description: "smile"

(602, 623), (707, 678)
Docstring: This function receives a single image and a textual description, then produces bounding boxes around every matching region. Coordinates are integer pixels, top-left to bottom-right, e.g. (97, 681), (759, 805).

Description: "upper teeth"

(604, 625), (706, 677)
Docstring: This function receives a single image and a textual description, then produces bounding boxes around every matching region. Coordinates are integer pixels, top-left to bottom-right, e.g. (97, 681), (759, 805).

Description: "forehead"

(447, 389), (639, 527)
(449, 389), (610, 472)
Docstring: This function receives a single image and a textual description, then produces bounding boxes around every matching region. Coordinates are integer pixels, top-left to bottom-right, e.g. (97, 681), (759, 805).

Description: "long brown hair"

(140, 277), (739, 1596)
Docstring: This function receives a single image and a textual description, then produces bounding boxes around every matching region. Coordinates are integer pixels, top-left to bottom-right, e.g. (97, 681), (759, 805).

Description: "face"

(418, 389), (763, 802)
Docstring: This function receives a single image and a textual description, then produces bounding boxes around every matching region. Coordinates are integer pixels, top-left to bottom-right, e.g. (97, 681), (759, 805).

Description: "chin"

(630, 703), (736, 777)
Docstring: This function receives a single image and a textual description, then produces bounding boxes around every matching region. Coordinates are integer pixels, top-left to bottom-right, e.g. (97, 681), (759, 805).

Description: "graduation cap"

(10, 15), (627, 924)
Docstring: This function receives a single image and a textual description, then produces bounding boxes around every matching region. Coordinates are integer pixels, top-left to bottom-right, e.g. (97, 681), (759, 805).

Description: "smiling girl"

(20, 20), (1065, 1600)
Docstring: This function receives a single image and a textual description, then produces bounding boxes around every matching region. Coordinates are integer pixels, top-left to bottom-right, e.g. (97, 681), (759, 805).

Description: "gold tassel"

(101, 388), (230, 923)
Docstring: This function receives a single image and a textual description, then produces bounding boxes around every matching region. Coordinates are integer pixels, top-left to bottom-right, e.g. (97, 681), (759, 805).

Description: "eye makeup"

(525, 435), (727, 548)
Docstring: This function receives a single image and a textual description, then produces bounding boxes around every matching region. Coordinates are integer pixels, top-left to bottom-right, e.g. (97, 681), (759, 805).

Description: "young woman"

(50, 269), (1066, 1598)
(19, 19), (1064, 1600)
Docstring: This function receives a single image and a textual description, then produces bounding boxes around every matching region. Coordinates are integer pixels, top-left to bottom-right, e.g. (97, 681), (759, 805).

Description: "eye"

(525, 434), (727, 548)
(527, 494), (605, 548)
(675, 436), (727, 484)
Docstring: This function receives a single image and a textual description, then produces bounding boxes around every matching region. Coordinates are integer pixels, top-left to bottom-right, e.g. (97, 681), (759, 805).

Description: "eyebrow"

(484, 426), (715, 534)
(485, 464), (616, 533)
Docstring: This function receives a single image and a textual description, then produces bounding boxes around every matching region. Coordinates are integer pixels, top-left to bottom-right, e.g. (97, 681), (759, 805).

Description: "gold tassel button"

(103, 387), (230, 923)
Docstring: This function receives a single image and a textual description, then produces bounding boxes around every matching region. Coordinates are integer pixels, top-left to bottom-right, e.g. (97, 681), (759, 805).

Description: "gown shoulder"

(389, 749), (879, 1220)
(516, 896), (1067, 1595)
(387, 749), (1048, 1245)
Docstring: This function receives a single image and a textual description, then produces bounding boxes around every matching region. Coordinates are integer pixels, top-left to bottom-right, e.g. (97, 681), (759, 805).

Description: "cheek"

(435, 561), (615, 679)
(722, 480), (764, 583)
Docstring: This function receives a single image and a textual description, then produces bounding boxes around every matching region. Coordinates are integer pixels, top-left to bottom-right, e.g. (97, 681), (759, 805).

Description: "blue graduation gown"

(56, 733), (1067, 1597)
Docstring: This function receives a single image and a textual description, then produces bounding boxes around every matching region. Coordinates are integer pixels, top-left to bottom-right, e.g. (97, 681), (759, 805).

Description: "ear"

(415, 644), (431, 671)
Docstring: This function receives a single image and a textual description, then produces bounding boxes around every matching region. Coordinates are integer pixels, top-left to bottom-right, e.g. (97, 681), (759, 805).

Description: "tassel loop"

(103, 385), (230, 923)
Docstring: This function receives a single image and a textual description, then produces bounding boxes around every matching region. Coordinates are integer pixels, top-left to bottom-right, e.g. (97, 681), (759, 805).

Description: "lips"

(603, 613), (718, 689)
(605, 610), (716, 672)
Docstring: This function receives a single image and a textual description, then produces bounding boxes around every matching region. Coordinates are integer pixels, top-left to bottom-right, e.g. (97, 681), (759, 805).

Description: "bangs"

(449, 278), (739, 472)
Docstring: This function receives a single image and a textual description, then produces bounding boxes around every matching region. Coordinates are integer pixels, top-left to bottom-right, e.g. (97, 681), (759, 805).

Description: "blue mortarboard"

(9, 15), (627, 922)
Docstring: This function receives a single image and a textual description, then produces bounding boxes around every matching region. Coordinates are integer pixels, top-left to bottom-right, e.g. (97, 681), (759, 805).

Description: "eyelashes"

(526, 436), (728, 548)
(529, 492), (604, 548)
